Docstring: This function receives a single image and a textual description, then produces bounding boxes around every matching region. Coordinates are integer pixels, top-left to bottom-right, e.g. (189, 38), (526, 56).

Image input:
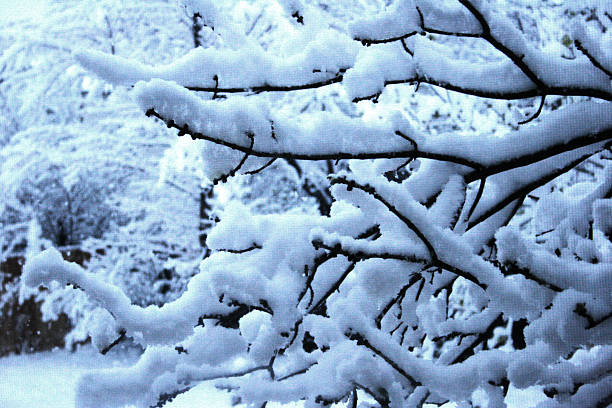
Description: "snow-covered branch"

(21, 1), (612, 407)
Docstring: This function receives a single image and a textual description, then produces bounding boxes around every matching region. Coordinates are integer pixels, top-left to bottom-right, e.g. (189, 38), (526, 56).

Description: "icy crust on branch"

(23, 168), (612, 407)
(22, 204), (371, 345)
(76, 326), (248, 408)
(347, 0), (612, 101)
(44, 1), (612, 407)
(343, 35), (537, 101)
(497, 166), (612, 295)
(134, 79), (273, 180)
(337, 171), (551, 318)
(425, 101), (612, 167)
(344, 33), (612, 102)
(342, 42), (415, 100)
(75, 29), (358, 88)
(228, 341), (406, 405)
(497, 228), (612, 295)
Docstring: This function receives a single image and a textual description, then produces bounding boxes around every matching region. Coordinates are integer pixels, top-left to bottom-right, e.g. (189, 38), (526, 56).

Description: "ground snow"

(0, 347), (284, 408)
(0, 346), (141, 408)
(0, 346), (544, 407)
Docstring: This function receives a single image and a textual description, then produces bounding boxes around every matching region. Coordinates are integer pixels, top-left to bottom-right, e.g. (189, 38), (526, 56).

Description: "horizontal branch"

(185, 74), (344, 93)
(352, 76), (612, 103)
(355, 31), (418, 45)
(181, 72), (612, 102)
(143, 107), (482, 168)
(312, 239), (428, 264)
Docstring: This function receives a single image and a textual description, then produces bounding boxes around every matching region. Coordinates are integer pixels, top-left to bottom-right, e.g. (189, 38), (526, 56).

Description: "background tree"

(22, 0), (612, 408)
(0, 0), (209, 352)
(0, 0), (352, 353)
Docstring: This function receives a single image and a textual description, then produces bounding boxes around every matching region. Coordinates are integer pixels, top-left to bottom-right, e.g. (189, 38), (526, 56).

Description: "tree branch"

(457, 0), (547, 90)
(575, 39), (612, 79)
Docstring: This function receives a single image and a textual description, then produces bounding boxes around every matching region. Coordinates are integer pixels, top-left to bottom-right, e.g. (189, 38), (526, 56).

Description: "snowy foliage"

(21, 0), (612, 407)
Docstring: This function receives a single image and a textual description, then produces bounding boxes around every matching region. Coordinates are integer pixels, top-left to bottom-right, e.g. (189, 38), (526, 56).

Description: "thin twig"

(100, 329), (126, 355)
(518, 95), (546, 125)
(466, 177), (486, 220)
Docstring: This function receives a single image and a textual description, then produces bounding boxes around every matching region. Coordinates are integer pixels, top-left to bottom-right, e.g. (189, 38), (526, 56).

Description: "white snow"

(0, 0), (48, 24)
(0, 346), (139, 408)
(5, 1), (612, 407)
(75, 29), (358, 89)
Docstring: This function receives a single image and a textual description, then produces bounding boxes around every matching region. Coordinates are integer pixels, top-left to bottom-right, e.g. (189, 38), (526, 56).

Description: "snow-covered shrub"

(23, 1), (612, 407)
(16, 166), (114, 247)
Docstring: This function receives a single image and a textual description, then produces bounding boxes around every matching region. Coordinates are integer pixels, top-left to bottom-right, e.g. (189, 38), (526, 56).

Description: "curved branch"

(213, 131), (255, 184)
(518, 95), (546, 125)
(245, 158), (277, 175)
(466, 177), (486, 221)
(467, 153), (596, 230)
(400, 38), (414, 56)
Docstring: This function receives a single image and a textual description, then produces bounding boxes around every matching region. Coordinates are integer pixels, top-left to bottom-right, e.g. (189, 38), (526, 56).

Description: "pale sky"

(0, 0), (48, 24)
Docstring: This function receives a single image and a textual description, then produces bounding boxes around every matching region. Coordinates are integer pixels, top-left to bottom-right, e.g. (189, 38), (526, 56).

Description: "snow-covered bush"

(23, 1), (612, 407)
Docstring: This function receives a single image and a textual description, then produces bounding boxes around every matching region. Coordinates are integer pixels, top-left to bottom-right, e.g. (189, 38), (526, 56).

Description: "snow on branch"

(136, 79), (612, 179)
(74, 29), (357, 90)
(74, 1), (612, 104)
(23, 247), (239, 344)
(350, 0), (481, 44)
(37, 0), (612, 407)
